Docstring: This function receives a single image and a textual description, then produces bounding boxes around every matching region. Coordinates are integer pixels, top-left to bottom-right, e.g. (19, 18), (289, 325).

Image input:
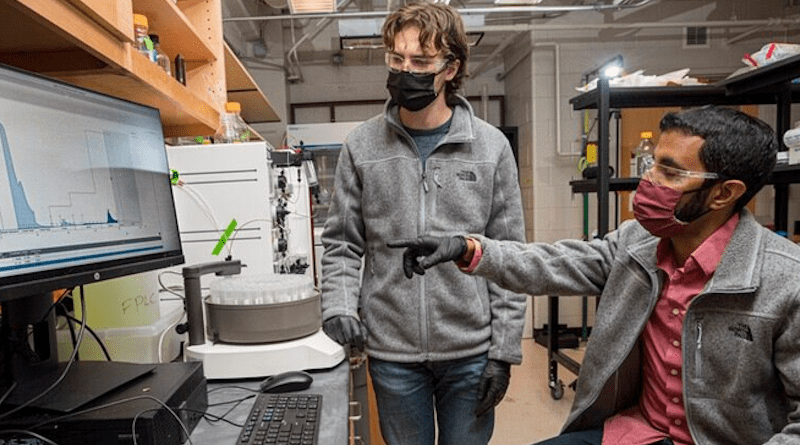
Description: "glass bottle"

(230, 102), (251, 142)
(629, 148), (638, 178)
(634, 131), (655, 177)
(149, 34), (171, 75)
(214, 102), (250, 143)
(132, 14), (155, 62)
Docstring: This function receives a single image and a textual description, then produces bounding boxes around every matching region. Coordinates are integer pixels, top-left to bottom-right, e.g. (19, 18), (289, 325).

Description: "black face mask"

(386, 70), (441, 112)
(674, 182), (716, 223)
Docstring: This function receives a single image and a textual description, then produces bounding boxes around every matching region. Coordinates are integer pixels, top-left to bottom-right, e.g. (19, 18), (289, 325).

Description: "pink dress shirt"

(602, 213), (740, 445)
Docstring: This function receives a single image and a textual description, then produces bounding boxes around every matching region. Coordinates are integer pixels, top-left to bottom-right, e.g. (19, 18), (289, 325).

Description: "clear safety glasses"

(640, 155), (721, 185)
(385, 52), (448, 75)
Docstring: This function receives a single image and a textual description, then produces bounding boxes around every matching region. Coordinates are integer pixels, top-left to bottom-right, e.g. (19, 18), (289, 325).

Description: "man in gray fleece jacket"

(392, 105), (800, 445)
(319, 2), (526, 445)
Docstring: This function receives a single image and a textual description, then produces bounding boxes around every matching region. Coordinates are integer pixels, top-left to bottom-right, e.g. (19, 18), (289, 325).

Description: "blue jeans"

(368, 353), (493, 445)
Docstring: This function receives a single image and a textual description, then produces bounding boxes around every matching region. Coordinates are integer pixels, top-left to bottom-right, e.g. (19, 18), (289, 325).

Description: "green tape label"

(213, 219), (237, 255)
(170, 169), (179, 185)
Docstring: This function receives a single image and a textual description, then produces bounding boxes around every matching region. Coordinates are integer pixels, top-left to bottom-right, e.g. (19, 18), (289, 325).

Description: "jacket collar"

(706, 209), (761, 293)
(627, 209), (761, 294)
(385, 94), (476, 146)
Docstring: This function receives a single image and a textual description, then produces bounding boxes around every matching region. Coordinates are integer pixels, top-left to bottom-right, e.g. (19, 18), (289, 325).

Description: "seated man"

(389, 105), (800, 445)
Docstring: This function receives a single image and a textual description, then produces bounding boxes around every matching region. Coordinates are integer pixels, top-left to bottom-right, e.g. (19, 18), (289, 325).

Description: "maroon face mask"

(633, 178), (712, 238)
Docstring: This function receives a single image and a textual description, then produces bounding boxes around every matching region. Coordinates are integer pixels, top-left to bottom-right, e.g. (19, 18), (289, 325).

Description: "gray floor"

(490, 339), (586, 445)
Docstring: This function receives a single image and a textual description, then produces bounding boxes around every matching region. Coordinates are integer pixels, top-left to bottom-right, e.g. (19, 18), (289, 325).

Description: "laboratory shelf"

(569, 84), (800, 111)
(769, 164), (800, 184)
(569, 177), (639, 193)
(568, 164), (800, 193)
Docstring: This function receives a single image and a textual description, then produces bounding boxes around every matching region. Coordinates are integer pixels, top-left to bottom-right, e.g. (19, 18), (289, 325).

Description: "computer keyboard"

(237, 392), (322, 445)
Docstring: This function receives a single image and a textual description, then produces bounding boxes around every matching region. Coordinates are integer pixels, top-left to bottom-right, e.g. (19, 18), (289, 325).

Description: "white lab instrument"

(285, 122), (362, 284)
(167, 142), (344, 379)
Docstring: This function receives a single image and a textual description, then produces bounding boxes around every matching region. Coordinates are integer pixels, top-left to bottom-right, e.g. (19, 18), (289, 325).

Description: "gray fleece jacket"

(470, 210), (800, 444)
(320, 96), (527, 364)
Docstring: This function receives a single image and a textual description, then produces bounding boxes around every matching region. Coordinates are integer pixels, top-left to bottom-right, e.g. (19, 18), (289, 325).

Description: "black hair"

(659, 105), (778, 212)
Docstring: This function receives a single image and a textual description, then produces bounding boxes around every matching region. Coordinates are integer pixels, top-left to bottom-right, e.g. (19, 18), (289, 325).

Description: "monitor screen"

(0, 63), (184, 301)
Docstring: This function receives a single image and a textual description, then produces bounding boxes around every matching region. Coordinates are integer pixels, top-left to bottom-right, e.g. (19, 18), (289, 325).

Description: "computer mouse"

(259, 370), (314, 393)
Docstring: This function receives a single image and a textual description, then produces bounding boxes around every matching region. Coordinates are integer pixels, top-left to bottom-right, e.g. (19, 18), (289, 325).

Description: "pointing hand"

(387, 236), (467, 278)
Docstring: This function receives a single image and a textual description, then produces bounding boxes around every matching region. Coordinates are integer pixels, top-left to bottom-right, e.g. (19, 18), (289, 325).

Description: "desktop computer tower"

(2, 361), (207, 445)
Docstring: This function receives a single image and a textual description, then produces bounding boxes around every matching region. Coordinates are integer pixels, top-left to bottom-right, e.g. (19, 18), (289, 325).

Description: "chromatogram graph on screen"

(0, 122), (142, 232)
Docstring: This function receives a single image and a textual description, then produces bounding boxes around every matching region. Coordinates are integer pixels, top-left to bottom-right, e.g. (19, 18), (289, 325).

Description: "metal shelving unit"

(544, 54), (800, 399)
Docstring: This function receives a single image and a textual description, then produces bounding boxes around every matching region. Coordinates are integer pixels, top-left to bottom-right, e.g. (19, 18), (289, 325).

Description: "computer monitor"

(0, 63), (184, 403)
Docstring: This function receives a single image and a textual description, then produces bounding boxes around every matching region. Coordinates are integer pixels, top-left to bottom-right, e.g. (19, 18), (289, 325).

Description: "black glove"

(322, 315), (368, 351)
(475, 359), (511, 417)
(386, 236), (467, 279)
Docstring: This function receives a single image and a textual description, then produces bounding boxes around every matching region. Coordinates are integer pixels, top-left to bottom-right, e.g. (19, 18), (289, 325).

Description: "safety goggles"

(385, 52), (449, 75)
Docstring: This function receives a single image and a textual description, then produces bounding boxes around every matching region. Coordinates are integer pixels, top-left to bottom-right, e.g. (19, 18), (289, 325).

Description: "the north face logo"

(456, 170), (477, 182)
(728, 323), (753, 341)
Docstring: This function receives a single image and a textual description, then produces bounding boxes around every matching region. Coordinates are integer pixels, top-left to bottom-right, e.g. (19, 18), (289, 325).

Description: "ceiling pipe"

(725, 16), (796, 45)
(725, 25), (762, 46)
(471, 17), (800, 33)
(224, 0), (262, 38)
(226, 5), (800, 37)
(530, 42), (573, 157)
(286, 16), (333, 81)
(223, 0), (656, 22)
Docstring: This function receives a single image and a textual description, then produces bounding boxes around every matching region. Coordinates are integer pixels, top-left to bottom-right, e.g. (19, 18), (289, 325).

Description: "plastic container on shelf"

(149, 34), (171, 75)
(783, 121), (800, 165)
(57, 298), (185, 363)
(72, 271), (161, 329)
(214, 101), (251, 143)
(132, 14), (156, 62)
(634, 131), (655, 177)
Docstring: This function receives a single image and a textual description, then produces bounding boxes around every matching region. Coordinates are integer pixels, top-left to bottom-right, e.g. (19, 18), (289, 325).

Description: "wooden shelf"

(0, 0), (224, 137)
(64, 0), (133, 42)
(224, 43), (280, 123)
(53, 48), (219, 137)
(131, 0), (216, 63)
(2, 0), (129, 69)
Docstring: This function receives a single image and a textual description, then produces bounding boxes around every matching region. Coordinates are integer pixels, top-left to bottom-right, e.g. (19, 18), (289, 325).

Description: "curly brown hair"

(382, 1), (469, 99)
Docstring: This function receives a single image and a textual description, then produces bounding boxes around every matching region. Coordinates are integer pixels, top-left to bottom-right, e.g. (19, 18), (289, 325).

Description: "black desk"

(189, 360), (349, 444)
